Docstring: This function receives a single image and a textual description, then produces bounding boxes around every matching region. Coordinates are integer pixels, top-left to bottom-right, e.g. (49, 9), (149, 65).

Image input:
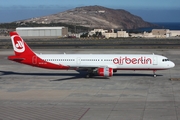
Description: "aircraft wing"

(68, 64), (117, 71)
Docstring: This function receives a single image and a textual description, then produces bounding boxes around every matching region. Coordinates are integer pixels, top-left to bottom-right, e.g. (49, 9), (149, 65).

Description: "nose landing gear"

(153, 70), (157, 77)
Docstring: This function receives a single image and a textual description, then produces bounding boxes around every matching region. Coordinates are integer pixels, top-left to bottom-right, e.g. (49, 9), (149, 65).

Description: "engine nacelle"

(97, 67), (113, 77)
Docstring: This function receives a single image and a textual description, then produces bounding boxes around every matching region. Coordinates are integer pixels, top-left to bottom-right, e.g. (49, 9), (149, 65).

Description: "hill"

(18, 5), (155, 30)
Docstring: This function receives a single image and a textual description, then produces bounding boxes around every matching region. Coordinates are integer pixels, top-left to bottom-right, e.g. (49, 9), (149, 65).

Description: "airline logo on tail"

(11, 35), (25, 53)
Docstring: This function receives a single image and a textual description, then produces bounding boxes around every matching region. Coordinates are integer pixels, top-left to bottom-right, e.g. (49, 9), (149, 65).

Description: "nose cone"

(169, 61), (175, 68)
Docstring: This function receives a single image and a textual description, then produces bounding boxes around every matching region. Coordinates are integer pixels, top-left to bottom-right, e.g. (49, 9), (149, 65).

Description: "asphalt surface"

(1, 38), (180, 49)
(0, 49), (180, 120)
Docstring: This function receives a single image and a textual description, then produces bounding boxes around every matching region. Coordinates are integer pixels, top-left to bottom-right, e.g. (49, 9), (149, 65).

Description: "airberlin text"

(113, 57), (152, 64)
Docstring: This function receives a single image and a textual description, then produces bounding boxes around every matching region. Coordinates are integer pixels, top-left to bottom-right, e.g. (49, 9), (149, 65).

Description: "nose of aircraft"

(169, 61), (175, 68)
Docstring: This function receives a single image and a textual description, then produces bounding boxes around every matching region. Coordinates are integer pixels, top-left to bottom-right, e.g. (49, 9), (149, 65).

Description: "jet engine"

(97, 67), (113, 77)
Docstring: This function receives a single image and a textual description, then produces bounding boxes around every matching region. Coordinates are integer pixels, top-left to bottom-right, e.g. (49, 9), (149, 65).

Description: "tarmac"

(0, 49), (180, 120)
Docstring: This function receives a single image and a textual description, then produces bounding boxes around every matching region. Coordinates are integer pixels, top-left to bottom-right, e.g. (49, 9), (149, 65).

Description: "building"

(89, 29), (108, 36)
(104, 33), (117, 38)
(170, 30), (180, 37)
(152, 29), (170, 38)
(117, 31), (129, 37)
(104, 30), (129, 38)
(130, 33), (143, 38)
(16, 27), (68, 37)
(89, 29), (129, 38)
(143, 32), (155, 38)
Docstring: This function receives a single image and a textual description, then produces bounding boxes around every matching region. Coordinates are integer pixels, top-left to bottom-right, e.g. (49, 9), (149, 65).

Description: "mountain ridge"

(19, 5), (155, 29)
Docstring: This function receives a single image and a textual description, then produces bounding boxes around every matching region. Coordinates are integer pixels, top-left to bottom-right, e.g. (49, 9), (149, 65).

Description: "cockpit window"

(162, 59), (169, 62)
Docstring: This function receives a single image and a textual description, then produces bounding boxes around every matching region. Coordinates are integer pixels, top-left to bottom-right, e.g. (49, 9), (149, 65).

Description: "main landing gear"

(86, 72), (94, 78)
(86, 69), (94, 78)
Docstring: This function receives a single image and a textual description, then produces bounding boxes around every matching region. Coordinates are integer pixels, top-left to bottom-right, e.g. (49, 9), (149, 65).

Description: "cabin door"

(76, 57), (81, 65)
(153, 56), (158, 65)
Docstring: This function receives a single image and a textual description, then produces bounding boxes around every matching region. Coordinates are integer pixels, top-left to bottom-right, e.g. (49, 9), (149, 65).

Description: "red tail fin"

(9, 31), (70, 69)
(10, 31), (35, 56)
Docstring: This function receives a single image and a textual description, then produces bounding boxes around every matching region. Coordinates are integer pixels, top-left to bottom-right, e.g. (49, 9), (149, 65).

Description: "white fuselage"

(36, 54), (175, 70)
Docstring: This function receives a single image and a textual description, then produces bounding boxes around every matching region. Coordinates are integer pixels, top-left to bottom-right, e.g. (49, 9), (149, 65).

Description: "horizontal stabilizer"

(8, 55), (25, 61)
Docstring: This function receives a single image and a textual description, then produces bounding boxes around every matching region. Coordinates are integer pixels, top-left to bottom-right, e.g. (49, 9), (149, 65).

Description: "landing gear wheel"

(86, 74), (90, 78)
(153, 70), (157, 78)
(86, 69), (94, 78)
(86, 73), (93, 78)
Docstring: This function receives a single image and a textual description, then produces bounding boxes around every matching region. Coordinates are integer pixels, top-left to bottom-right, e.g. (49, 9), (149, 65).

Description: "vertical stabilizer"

(10, 31), (35, 56)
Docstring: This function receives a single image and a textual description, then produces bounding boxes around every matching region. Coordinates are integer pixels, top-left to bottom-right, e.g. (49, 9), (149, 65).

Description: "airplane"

(8, 31), (175, 78)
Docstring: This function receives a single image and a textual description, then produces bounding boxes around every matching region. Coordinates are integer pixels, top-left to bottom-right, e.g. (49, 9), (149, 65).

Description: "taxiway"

(0, 49), (180, 120)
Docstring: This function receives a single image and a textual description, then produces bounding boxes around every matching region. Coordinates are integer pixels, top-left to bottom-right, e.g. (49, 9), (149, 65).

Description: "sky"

(0, 0), (180, 23)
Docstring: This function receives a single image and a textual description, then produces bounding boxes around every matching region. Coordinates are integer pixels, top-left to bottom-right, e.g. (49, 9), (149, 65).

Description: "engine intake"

(97, 67), (113, 77)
